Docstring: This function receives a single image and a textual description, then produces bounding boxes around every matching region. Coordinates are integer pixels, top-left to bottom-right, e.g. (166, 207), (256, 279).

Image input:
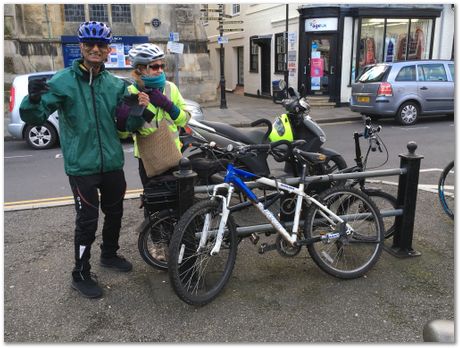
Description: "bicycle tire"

(363, 189), (398, 239)
(438, 161), (454, 220)
(304, 186), (384, 279)
(168, 199), (238, 306)
(138, 212), (177, 271)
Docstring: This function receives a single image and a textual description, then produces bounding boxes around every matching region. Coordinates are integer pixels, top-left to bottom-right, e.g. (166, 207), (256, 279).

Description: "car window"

(395, 65), (416, 82)
(358, 65), (389, 83)
(28, 74), (53, 82)
(417, 64), (447, 82)
(448, 64), (454, 80)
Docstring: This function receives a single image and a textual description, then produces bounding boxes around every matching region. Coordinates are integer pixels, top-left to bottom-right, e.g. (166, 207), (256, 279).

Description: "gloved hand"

(122, 93), (140, 107)
(28, 78), (49, 104)
(148, 89), (180, 119)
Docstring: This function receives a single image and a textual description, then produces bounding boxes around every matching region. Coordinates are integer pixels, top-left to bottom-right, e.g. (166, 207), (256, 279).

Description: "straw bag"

(137, 118), (182, 177)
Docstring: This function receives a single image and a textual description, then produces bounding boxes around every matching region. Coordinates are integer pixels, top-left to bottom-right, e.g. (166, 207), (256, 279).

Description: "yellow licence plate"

(357, 96), (370, 103)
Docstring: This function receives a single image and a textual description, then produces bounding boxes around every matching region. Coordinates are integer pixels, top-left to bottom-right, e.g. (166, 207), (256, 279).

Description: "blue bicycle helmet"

(78, 21), (112, 44)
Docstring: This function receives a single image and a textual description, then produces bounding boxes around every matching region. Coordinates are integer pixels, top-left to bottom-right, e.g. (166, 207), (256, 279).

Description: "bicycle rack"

(192, 142), (424, 258)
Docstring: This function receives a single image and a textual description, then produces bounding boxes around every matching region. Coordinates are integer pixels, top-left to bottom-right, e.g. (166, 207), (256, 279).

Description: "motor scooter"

(181, 87), (346, 180)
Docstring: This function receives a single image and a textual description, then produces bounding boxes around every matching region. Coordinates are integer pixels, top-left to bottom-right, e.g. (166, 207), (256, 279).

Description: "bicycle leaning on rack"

(438, 160), (454, 220)
(339, 117), (398, 238)
(167, 141), (385, 306)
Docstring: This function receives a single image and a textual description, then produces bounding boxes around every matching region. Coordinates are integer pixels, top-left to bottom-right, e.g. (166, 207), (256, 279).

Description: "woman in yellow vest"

(116, 43), (190, 184)
(116, 43), (190, 261)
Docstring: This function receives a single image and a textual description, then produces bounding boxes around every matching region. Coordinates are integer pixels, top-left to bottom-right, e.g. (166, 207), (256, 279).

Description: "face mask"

(141, 72), (166, 89)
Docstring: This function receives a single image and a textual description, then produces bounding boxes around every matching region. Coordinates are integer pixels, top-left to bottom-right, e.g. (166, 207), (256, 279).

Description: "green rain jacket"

(20, 59), (128, 176)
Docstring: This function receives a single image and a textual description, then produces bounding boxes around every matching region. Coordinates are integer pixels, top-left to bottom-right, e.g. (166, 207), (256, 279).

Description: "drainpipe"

(44, 4), (55, 70)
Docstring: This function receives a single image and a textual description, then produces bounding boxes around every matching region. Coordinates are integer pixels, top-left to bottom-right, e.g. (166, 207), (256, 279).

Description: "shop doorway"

(305, 35), (337, 96)
(260, 43), (271, 95)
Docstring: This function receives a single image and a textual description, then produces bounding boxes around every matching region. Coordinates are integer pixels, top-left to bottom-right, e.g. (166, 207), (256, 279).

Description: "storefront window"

(408, 19), (432, 60)
(385, 19), (409, 62)
(359, 18), (384, 69)
(355, 17), (434, 80)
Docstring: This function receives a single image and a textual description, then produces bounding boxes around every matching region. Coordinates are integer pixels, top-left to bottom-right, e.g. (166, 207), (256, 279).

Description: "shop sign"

(288, 50), (296, 61)
(61, 36), (149, 68)
(305, 17), (337, 32)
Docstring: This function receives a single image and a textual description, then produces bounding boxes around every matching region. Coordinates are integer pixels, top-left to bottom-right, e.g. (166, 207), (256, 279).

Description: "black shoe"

(71, 273), (103, 298)
(100, 255), (133, 272)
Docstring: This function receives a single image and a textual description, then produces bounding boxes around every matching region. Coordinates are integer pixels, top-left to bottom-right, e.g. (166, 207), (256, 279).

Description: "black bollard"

(388, 141), (424, 257)
(173, 157), (197, 216)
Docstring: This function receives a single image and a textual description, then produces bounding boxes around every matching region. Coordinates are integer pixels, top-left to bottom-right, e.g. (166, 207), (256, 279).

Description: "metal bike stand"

(193, 142), (424, 258)
(386, 141), (424, 258)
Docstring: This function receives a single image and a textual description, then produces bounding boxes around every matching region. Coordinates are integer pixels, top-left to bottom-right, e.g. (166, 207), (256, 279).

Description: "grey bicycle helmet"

(128, 43), (165, 67)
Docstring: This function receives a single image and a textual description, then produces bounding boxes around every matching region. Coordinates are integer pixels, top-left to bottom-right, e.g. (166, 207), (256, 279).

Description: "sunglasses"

(147, 63), (166, 71)
(83, 42), (109, 50)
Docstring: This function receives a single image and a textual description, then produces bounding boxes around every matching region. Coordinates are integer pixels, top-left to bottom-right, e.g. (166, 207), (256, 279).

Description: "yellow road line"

(4, 189), (143, 211)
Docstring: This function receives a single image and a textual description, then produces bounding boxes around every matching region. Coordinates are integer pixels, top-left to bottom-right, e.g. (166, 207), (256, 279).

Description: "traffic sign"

(200, 8), (222, 12)
(217, 36), (228, 44)
(169, 32), (179, 42)
(221, 20), (244, 24)
(222, 28), (244, 32)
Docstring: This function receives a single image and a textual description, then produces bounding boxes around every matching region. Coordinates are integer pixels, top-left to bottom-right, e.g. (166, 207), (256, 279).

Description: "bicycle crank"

(275, 234), (301, 257)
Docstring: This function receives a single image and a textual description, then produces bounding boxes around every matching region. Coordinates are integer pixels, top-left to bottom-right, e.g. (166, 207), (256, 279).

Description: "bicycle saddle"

(199, 120), (267, 145)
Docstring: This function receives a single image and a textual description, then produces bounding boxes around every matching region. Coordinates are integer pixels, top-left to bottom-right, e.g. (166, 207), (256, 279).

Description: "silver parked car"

(350, 60), (454, 125)
(8, 72), (205, 149)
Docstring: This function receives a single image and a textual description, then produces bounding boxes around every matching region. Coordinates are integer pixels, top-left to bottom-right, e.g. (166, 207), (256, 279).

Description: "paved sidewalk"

(201, 92), (361, 126)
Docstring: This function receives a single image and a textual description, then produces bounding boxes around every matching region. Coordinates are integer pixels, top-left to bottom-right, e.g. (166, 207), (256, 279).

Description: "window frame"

(232, 4), (240, 16)
(274, 32), (286, 74)
(64, 4), (85, 22)
(249, 36), (259, 73)
(64, 4), (132, 25)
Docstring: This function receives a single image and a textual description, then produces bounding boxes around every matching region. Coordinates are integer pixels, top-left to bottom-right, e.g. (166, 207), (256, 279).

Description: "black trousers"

(68, 170), (126, 280)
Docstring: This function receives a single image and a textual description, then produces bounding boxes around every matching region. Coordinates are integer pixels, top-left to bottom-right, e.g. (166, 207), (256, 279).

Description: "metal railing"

(176, 142), (424, 258)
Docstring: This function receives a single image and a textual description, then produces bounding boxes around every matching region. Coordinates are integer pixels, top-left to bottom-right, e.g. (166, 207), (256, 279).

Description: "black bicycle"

(339, 118), (398, 238)
(438, 161), (454, 220)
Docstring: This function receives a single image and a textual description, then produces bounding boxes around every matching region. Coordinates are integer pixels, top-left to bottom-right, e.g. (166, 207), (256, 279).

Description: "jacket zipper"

(90, 84), (104, 173)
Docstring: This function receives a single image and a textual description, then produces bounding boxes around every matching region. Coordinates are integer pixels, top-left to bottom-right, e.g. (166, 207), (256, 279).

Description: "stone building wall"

(4, 4), (216, 102)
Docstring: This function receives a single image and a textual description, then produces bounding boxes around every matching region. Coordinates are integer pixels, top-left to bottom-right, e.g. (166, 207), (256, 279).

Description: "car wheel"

(396, 101), (419, 126)
(25, 122), (58, 150)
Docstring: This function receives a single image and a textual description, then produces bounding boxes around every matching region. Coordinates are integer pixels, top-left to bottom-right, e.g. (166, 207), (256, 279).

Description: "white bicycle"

(168, 142), (385, 306)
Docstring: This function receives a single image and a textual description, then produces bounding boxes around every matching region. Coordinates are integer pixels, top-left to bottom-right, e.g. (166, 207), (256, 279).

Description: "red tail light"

(9, 86), (15, 113)
(184, 126), (193, 135)
(377, 82), (393, 97)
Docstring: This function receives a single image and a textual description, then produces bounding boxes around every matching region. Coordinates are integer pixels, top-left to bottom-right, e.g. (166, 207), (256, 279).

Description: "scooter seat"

(199, 120), (268, 144)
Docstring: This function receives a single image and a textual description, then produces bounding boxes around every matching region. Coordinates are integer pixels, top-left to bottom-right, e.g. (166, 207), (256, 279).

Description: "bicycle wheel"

(363, 189), (398, 239)
(438, 161), (454, 220)
(304, 186), (384, 279)
(138, 212), (177, 271)
(168, 199), (238, 306)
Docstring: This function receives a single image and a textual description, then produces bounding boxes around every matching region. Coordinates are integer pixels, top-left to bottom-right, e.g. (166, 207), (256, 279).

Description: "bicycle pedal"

(258, 243), (277, 254)
(249, 233), (260, 245)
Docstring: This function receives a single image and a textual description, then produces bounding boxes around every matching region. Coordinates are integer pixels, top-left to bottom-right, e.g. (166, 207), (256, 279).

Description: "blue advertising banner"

(61, 36), (149, 68)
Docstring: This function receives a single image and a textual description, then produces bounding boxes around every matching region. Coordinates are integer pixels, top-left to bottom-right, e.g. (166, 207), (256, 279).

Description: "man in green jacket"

(20, 21), (133, 299)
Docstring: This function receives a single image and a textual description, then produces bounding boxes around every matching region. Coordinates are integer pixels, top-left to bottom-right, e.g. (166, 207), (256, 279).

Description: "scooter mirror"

(287, 87), (296, 97)
(278, 80), (286, 90)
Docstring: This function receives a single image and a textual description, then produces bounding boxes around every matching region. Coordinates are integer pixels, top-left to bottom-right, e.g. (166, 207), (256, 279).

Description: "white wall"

(340, 17), (354, 104)
(432, 4), (455, 59)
